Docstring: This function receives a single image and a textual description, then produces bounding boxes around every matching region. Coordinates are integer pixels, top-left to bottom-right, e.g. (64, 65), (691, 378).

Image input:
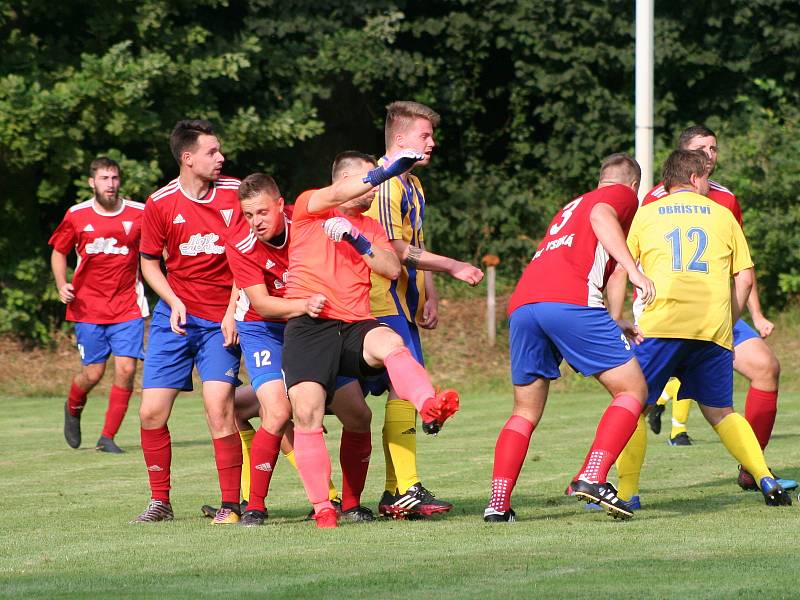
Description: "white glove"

(323, 217), (354, 242)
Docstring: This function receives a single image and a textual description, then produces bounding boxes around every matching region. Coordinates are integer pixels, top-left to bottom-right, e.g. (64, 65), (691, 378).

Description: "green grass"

(1, 390), (799, 599)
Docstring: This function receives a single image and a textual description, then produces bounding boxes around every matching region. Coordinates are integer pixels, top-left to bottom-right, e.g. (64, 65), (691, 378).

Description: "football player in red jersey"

(132, 120), (245, 524)
(637, 125), (794, 492)
(50, 157), (148, 454)
(483, 154), (656, 523)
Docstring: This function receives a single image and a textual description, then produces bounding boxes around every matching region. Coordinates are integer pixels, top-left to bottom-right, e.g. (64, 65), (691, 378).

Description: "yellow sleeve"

(364, 179), (404, 241)
(626, 213), (642, 261)
(729, 218), (754, 274)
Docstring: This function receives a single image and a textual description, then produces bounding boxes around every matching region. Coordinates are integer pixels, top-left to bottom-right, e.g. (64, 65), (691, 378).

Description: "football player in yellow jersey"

(364, 101), (484, 518)
(607, 149), (791, 507)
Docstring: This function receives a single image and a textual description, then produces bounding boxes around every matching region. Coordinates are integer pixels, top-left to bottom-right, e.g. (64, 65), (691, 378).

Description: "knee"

(345, 404), (372, 433)
(83, 365), (105, 387)
(116, 363), (137, 384)
(139, 403), (166, 428)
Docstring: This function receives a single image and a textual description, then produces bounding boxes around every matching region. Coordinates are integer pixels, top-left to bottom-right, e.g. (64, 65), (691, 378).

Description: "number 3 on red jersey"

(549, 197), (583, 236)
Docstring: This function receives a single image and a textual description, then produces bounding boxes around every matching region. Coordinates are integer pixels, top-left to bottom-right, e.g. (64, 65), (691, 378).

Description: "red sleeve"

(139, 197), (165, 256)
(730, 194), (744, 227)
(226, 244), (265, 290)
(48, 213), (77, 254)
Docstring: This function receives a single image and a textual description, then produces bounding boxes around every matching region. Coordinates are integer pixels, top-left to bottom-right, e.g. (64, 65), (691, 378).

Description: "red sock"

(212, 433), (243, 505)
(101, 385), (132, 439)
(141, 426), (171, 503)
(247, 427), (282, 512)
(67, 382), (88, 417)
(489, 415), (535, 512)
(294, 427), (334, 514)
(744, 387), (778, 450)
(383, 347), (435, 412)
(339, 430), (372, 512)
(577, 394), (641, 483)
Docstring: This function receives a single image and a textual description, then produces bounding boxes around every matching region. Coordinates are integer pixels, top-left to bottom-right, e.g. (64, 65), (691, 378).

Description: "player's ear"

(88, 177), (95, 190)
(277, 196), (285, 211)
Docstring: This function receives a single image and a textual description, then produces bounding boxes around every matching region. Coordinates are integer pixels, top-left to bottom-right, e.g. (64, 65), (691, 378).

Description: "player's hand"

(752, 314), (775, 338)
(362, 150), (425, 186)
(221, 311), (238, 347)
(451, 262), (484, 286)
(616, 319), (644, 345)
(628, 270), (656, 305)
(304, 293), (327, 318)
(169, 300), (188, 336)
(58, 283), (75, 304)
(323, 217), (355, 242)
(384, 150), (425, 178)
(420, 296), (439, 329)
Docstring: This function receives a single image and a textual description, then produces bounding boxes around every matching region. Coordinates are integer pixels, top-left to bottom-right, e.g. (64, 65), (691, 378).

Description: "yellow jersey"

(627, 190), (753, 350)
(365, 158), (426, 322)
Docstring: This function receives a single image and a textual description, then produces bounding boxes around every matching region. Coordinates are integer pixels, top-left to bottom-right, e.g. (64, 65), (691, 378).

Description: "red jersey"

(643, 180), (743, 226)
(140, 176), (242, 322)
(285, 190), (393, 323)
(227, 207), (293, 323)
(49, 199), (149, 324)
(508, 184), (639, 313)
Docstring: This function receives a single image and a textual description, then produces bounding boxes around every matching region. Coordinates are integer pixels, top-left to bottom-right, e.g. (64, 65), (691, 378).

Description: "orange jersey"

(285, 189), (393, 322)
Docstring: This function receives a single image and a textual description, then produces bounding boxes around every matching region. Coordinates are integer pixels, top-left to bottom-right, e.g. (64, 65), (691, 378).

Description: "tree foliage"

(1, 0), (799, 341)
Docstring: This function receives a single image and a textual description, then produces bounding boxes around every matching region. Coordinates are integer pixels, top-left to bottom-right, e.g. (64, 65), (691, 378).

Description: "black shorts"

(283, 315), (387, 401)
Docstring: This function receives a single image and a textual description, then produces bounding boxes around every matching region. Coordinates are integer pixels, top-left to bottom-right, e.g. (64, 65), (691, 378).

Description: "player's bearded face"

(189, 134), (225, 181)
(90, 168), (121, 209)
(685, 135), (717, 175)
(242, 193), (285, 242)
(400, 118), (435, 167)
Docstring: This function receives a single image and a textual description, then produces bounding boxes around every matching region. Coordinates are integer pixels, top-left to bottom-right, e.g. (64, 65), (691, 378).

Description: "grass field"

(2, 388), (798, 599)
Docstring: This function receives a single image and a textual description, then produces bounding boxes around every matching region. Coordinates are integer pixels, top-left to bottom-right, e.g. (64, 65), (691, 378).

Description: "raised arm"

(307, 151), (424, 214)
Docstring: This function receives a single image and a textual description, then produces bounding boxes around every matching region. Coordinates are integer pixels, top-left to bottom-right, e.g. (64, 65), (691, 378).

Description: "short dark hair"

(662, 149), (708, 191)
(89, 157), (120, 178)
(238, 173), (281, 202)
(678, 124), (716, 149)
(169, 119), (216, 164)
(599, 153), (641, 185)
(331, 151), (378, 182)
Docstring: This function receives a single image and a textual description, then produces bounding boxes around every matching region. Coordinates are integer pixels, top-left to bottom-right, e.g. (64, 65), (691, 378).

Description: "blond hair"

(385, 101), (441, 148)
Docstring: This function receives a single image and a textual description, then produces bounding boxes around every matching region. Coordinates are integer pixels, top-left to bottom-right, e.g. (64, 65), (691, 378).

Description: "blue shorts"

(238, 319), (354, 394)
(509, 302), (634, 385)
(238, 320), (286, 391)
(362, 314), (424, 397)
(75, 318), (145, 365)
(634, 338), (733, 408)
(733, 319), (760, 347)
(143, 301), (241, 391)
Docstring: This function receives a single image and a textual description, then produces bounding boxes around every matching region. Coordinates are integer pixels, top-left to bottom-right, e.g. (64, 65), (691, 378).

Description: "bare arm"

(390, 239), (483, 285)
(590, 203), (655, 304)
(221, 285), (239, 347)
(362, 247), (401, 280)
(50, 248), (75, 303)
(307, 173), (373, 214)
(243, 284), (327, 320)
(605, 265), (628, 321)
(745, 272), (774, 337)
(140, 255), (187, 334)
(732, 267), (754, 323)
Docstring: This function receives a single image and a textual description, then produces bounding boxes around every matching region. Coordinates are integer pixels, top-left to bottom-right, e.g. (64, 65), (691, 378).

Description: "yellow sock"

(382, 420), (398, 494)
(616, 415), (647, 501)
(282, 448), (339, 500)
(670, 398), (692, 437)
(713, 413), (771, 483)
(664, 377), (681, 401)
(384, 399), (419, 493)
(239, 429), (255, 502)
